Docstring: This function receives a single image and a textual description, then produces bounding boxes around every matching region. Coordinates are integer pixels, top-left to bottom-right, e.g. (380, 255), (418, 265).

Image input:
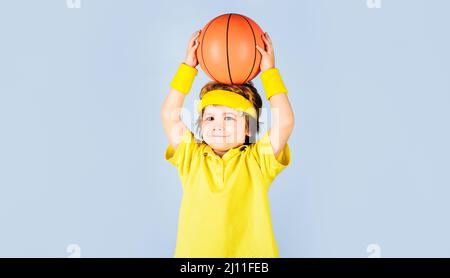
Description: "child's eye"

(225, 116), (235, 121)
(204, 116), (214, 121)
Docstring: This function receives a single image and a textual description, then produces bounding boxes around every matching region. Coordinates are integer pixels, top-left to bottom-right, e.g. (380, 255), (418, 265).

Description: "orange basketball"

(197, 13), (265, 85)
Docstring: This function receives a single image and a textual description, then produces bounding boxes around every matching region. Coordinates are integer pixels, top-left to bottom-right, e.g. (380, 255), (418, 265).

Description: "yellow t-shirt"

(164, 128), (291, 258)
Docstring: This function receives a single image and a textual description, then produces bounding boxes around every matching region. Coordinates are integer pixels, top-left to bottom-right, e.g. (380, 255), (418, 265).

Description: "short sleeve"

(164, 129), (198, 177)
(250, 130), (292, 182)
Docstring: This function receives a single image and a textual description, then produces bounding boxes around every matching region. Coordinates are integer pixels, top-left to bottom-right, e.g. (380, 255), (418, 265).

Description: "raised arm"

(161, 30), (201, 151)
(267, 92), (295, 157)
(256, 32), (295, 157)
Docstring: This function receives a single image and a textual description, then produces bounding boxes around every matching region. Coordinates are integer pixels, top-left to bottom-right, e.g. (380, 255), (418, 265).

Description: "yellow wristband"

(170, 63), (198, 95)
(261, 68), (288, 100)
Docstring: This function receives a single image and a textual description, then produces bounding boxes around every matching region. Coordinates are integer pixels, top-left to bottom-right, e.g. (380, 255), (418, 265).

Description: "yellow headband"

(197, 90), (257, 119)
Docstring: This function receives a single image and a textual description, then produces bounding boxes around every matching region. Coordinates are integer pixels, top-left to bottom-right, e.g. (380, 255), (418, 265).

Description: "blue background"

(0, 0), (449, 257)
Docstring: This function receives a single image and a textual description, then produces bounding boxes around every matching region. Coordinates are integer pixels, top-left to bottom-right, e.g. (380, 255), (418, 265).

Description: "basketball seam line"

(242, 16), (257, 84)
(226, 14), (233, 84)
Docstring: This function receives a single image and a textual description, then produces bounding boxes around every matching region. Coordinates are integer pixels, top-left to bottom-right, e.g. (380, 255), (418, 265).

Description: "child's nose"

(213, 121), (225, 131)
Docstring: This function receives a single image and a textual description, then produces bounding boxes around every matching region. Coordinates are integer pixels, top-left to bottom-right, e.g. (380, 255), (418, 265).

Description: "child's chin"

(209, 143), (231, 150)
(207, 141), (235, 150)
(205, 137), (243, 149)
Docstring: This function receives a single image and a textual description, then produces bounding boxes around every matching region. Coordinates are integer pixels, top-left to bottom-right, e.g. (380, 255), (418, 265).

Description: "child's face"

(201, 105), (249, 152)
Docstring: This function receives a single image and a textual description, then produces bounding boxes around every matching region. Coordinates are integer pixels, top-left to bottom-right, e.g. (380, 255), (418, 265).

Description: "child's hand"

(256, 32), (275, 72)
(184, 30), (201, 68)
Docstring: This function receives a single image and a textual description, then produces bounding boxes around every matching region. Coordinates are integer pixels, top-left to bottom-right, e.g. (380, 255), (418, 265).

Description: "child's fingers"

(189, 30), (201, 45)
(265, 32), (272, 43)
(256, 44), (266, 55)
(261, 33), (270, 47)
(194, 39), (200, 49)
(188, 36), (200, 52)
(195, 30), (201, 39)
(262, 33), (273, 51)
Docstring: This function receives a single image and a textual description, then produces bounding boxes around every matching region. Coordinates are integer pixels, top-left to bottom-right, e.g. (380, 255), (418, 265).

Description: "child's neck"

(212, 144), (245, 158)
(212, 149), (226, 157)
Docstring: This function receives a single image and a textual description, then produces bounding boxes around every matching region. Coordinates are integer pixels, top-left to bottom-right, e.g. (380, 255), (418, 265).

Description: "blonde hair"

(195, 81), (263, 145)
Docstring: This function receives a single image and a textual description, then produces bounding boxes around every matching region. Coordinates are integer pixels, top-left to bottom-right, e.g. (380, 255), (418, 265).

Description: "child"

(161, 30), (295, 258)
